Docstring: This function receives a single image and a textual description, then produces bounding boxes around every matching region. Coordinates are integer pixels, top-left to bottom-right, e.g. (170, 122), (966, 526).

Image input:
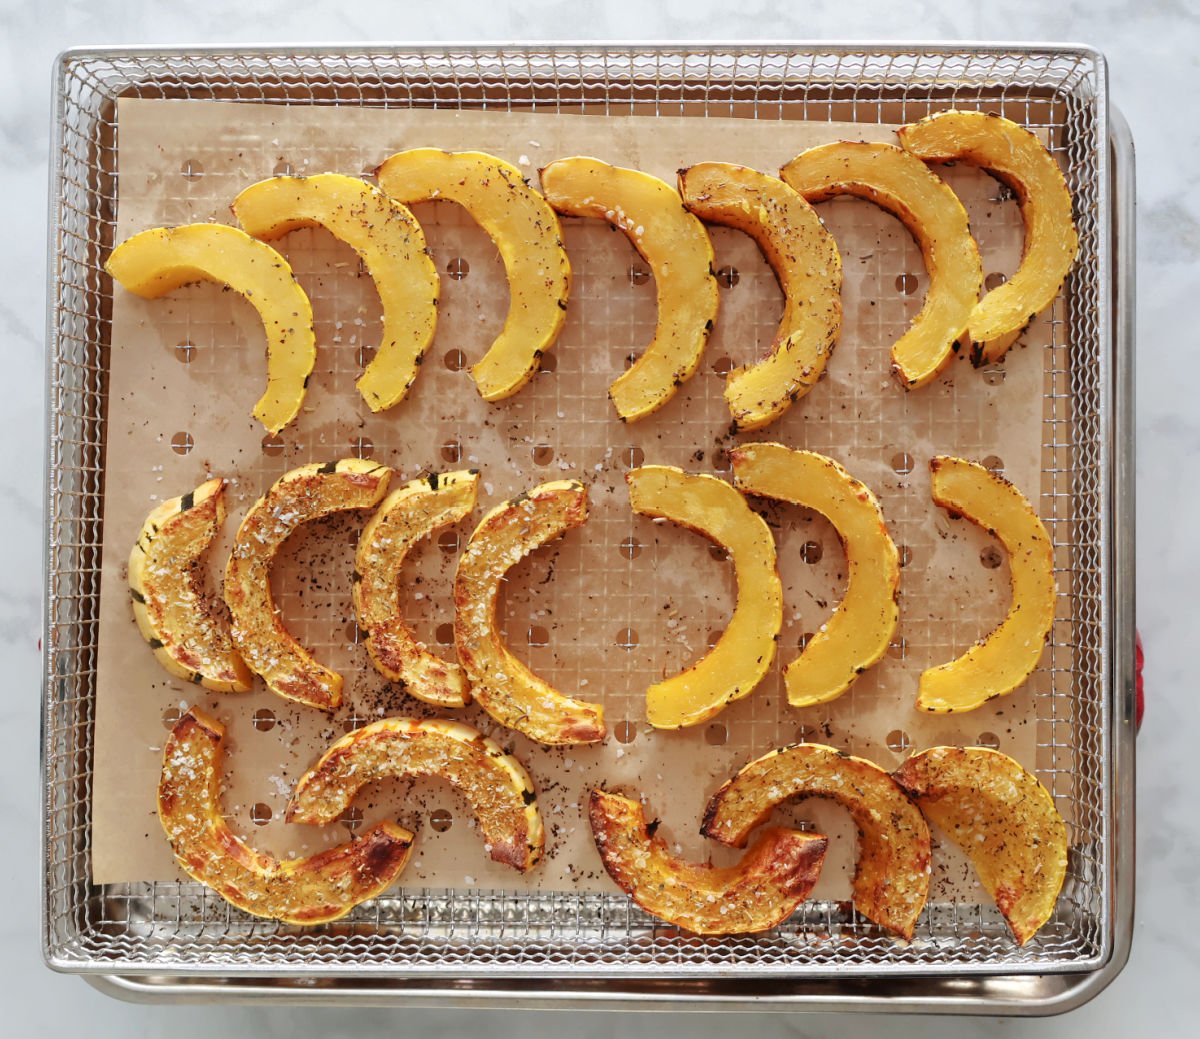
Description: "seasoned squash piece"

(893, 746), (1068, 945)
(454, 480), (605, 745)
(540, 157), (719, 421)
(225, 458), (391, 712)
(679, 162), (842, 429)
(731, 443), (899, 708)
(129, 479), (251, 693)
(232, 173), (439, 413)
(287, 717), (543, 872)
(588, 789), (826, 936)
(897, 110), (1079, 363)
(626, 465), (782, 728)
(158, 708), (412, 925)
(375, 150), (569, 400)
(702, 743), (930, 939)
(105, 223), (315, 434)
(918, 456), (1055, 713)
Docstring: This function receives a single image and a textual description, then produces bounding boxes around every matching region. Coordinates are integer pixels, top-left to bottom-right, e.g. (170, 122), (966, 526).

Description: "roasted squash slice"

(918, 456), (1055, 713)
(454, 480), (605, 745)
(540, 157), (719, 422)
(287, 717), (544, 872)
(781, 142), (982, 388)
(375, 149), (569, 401)
(678, 162), (842, 430)
(588, 789), (826, 935)
(731, 443), (899, 708)
(232, 173), (438, 414)
(129, 478), (252, 693)
(225, 458), (391, 712)
(354, 470), (479, 708)
(893, 746), (1068, 945)
(158, 708), (413, 925)
(702, 743), (930, 939)
(105, 223), (315, 434)
(626, 465), (782, 728)
(897, 111), (1079, 363)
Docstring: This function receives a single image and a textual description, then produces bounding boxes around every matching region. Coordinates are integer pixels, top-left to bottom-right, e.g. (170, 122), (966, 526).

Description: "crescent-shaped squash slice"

(701, 743), (930, 940)
(375, 150), (569, 401)
(678, 162), (842, 430)
(454, 480), (605, 745)
(893, 746), (1068, 945)
(540, 157), (719, 422)
(588, 789), (827, 936)
(225, 458), (392, 712)
(105, 224), (315, 434)
(626, 465), (782, 728)
(354, 470), (479, 708)
(158, 708), (413, 925)
(918, 456), (1055, 713)
(287, 717), (543, 872)
(730, 443), (899, 708)
(897, 111), (1079, 364)
(780, 141), (983, 389)
(232, 173), (439, 414)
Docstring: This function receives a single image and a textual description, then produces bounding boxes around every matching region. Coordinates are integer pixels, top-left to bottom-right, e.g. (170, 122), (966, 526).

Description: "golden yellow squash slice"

(354, 470), (479, 708)
(287, 717), (544, 872)
(588, 789), (827, 935)
(893, 746), (1068, 945)
(679, 162), (842, 430)
(158, 708), (413, 925)
(626, 465), (782, 728)
(454, 480), (605, 745)
(375, 149), (569, 400)
(702, 743), (930, 940)
(105, 223), (315, 434)
(731, 443), (899, 708)
(781, 141), (983, 388)
(897, 110), (1079, 363)
(918, 456), (1055, 713)
(232, 173), (438, 414)
(540, 157), (719, 422)
(225, 458), (391, 712)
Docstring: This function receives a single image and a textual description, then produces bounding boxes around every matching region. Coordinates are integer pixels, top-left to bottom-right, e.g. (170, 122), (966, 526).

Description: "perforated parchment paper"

(92, 98), (1054, 906)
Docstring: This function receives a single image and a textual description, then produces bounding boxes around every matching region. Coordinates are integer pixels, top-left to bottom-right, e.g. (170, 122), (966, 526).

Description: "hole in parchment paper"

(618, 536), (643, 560)
(797, 632), (815, 651)
(712, 448), (732, 473)
(345, 622), (366, 643)
(976, 731), (1001, 749)
(794, 723), (817, 743)
(981, 364), (1007, 386)
(705, 723), (728, 746)
(161, 706), (183, 730)
(980, 545), (1004, 569)
(615, 720), (638, 744)
(983, 454), (1005, 475)
(710, 355), (734, 376)
(794, 819), (818, 832)
(435, 622), (455, 645)
(446, 257), (470, 280)
(342, 806), (364, 833)
(441, 439), (462, 464)
(252, 708), (276, 732)
(716, 266), (740, 288)
(629, 265), (651, 285)
(261, 433), (286, 456)
(622, 352), (638, 371)
(984, 272), (1008, 291)
(350, 435), (374, 459)
(538, 351), (558, 373)
(181, 158), (204, 180)
(250, 803), (273, 826)
(174, 340), (195, 364)
(527, 624), (549, 646)
(437, 530), (460, 554)
(888, 637), (908, 660)
(706, 630), (722, 649)
(532, 444), (554, 466)
(357, 344), (377, 367)
(898, 544), (913, 568)
(801, 541), (823, 564)
(886, 729), (911, 753)
(170, 431), (194, 455)
(273, 160), (293, 177)
(895, 272), (919, 295)
(616, 626), (639, 649)
(443, 349), (467, 371)
(430, 808), (453, 832)
(620, 446), (645, 470)
(709, 545), (730, 562)
(342, 713), (368, 734)
(890, 451), (914, 475)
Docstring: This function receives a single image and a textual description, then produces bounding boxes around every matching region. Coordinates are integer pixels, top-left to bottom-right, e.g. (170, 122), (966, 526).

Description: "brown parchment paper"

(92, 98), (1054, 906)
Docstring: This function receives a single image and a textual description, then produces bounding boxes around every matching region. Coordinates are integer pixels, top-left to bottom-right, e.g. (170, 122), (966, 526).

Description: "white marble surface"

(2, 0), (1194, 1033)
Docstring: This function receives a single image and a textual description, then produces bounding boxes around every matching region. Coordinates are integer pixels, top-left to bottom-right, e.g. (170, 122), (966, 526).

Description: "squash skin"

(105, 223), (315, 434)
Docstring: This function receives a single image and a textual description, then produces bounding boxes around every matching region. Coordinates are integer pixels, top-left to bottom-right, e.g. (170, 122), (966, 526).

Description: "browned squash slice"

(588, 789), (827, 935)
(702, 743), (930, 939)
(679, 162), (842, 429)
(287, 717), (543, 872)
(158, 708), (412, 925)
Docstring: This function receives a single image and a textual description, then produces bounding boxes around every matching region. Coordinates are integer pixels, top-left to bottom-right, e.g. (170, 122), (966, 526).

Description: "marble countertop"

(4, 1), (1194, 1034)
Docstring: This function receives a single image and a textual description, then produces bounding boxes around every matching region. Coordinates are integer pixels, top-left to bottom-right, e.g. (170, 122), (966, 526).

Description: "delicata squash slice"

(225, 458), (391, 712)
(354, 470), (479, 708)
(731, 443), (899, 708)
(588, 789), (827, 936)
(129, 478), (252, 693)
(158, 708), (413, 925)
(540, 157), (719, 422)
(678, 162), (842, 430)
(626, 465), (782, 728)
(702, 743), (930, 940)
(454, 480), (606, 745)
(232, 173), (439, 414)
(780, 142), (983, 388)
(375, 150), (569, 401)
(105, 223), (315, 434)
(288, 717), (544, 872)
(918, 456), (1054, 713)
(893, 746), (1068, 945)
